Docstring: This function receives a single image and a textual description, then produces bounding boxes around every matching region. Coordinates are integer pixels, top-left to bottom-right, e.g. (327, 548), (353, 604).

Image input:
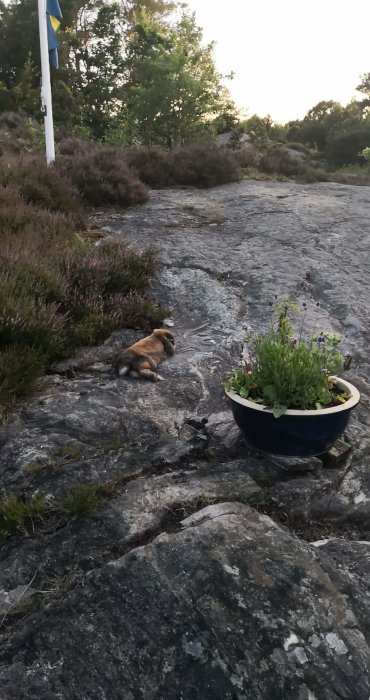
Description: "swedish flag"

(46, 0), (62, 68)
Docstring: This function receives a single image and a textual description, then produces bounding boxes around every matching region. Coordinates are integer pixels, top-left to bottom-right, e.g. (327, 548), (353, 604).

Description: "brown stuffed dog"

(113, 329), (175, 382)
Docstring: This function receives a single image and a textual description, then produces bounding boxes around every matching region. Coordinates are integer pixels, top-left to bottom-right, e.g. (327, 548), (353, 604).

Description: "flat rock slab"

(1, 181), (370, 697)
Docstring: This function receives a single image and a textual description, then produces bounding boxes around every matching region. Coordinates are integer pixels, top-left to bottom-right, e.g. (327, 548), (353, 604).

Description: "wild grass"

(0, 493), (47, 538)
(62, 483), (101, 517)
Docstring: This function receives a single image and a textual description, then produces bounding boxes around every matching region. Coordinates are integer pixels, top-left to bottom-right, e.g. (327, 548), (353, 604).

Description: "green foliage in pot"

(225, 300), (351, 417)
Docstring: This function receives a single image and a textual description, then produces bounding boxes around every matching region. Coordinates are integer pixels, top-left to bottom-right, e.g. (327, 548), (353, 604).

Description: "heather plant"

(0, 112), (44, 155)
(0, 154), (85, 227)
(60, 241), (163, 343)
(0, 187), (76, 250)
(259, 148), (303, 176)
(126, 144), (241, 189)
(126, 147), (173, 188)
(0, 258), (67, 305)
(0, 285), (67, 357)
(0, 172), (163, 417)
(0, 346), (45, 410)
(237, 143), (258, 168)
(258, 148), (328, 183)
(167, 145), (241, 188)
(97, 240), (158, 294)
(225, 300), (348, 417)
(58, 137), (96, 156)
(57, 148), (148, 207)
(103, 292), (165, 331)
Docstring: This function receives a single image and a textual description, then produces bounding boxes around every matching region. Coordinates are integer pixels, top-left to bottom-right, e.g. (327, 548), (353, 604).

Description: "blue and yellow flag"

(46, 0), (63, 68)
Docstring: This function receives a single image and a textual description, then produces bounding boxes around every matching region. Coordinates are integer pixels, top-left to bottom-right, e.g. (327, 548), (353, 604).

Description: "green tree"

(357, 73), (370, 98)
(0, 0), (234, 146)
(122, 11), (234, 147)
(286, 99), (367, 152)
(66, 2), (127, 138)
(11, 55), (40, 116)
(325, 123), (370, 166)
(241, 114), (284, 150)
(287, 101), (344, 150)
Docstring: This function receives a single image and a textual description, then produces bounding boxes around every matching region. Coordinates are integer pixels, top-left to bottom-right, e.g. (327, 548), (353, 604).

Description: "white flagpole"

(37, 0), (55, 165)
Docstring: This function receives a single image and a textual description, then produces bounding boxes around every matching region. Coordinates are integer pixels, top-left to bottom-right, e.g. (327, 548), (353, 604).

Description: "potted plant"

(225, 300), (360, 457)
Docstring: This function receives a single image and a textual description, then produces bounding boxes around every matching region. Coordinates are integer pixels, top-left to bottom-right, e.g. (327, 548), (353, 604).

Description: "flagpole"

(38, 0), (55, 165)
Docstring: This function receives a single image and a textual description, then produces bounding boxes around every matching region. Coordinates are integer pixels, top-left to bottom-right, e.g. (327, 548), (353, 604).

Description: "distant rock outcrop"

(215, 130), (250, 146)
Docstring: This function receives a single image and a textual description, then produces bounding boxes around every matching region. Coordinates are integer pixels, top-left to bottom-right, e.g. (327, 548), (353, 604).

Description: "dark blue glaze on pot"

(226, 378), (360, 457)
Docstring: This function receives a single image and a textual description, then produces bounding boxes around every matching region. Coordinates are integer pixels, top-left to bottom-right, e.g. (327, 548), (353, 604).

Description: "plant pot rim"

(225, 376), (360, 416)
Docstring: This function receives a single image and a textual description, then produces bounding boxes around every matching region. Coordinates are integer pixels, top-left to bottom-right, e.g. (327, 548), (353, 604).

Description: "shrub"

(0, 186), (76, 244)
(126, 144), (241, 189)
(58, 137), (95, 156)
(93, 240), (158, 295)
(259, 147), (303, 176)
(0, 111), (44, 155)
(361, 146), (370, 164)
(0, 151), (164, 416)
(57, 147), (149, 207)
(0, 346), (45, 409)
(126, 147), (173, 188)
(325, 125), (370, 167)
(103, 292), (166, 332)
(0, 266), (68, 355)
(0, 492), (46, 539)
(0, 153), (85, 227)
(297, 164), (328, 183)
(0, 297), (67, 357)
(285, 142), (311, 155)
(237, 143), (258, 168)
(62, 483), (100, 516)
(0, 254), (67, 305)
(168, 145), (241, 188)
(59, 239), (163, 344)
(330, 167), (370, 186)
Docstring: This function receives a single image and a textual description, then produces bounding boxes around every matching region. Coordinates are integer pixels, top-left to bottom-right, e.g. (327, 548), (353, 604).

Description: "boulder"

(1, 505), (369, 699)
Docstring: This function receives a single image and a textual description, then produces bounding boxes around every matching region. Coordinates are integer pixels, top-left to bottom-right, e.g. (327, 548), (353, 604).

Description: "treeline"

(286, 76), (370, 167)
(0, 0), (236, 145)
(236, 75), (370, 169)
(1, 0), (370, 167)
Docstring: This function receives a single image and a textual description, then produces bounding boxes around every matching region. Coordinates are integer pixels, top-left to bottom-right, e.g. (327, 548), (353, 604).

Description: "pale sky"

(186, 0), (370, 123)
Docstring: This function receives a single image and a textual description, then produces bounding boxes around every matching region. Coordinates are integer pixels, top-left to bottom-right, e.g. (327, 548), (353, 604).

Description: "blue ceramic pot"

(225, 377), (360, 457)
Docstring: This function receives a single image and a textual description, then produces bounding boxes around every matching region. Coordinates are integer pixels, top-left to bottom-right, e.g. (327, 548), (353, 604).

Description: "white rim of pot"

(225, 377), (360, 416)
